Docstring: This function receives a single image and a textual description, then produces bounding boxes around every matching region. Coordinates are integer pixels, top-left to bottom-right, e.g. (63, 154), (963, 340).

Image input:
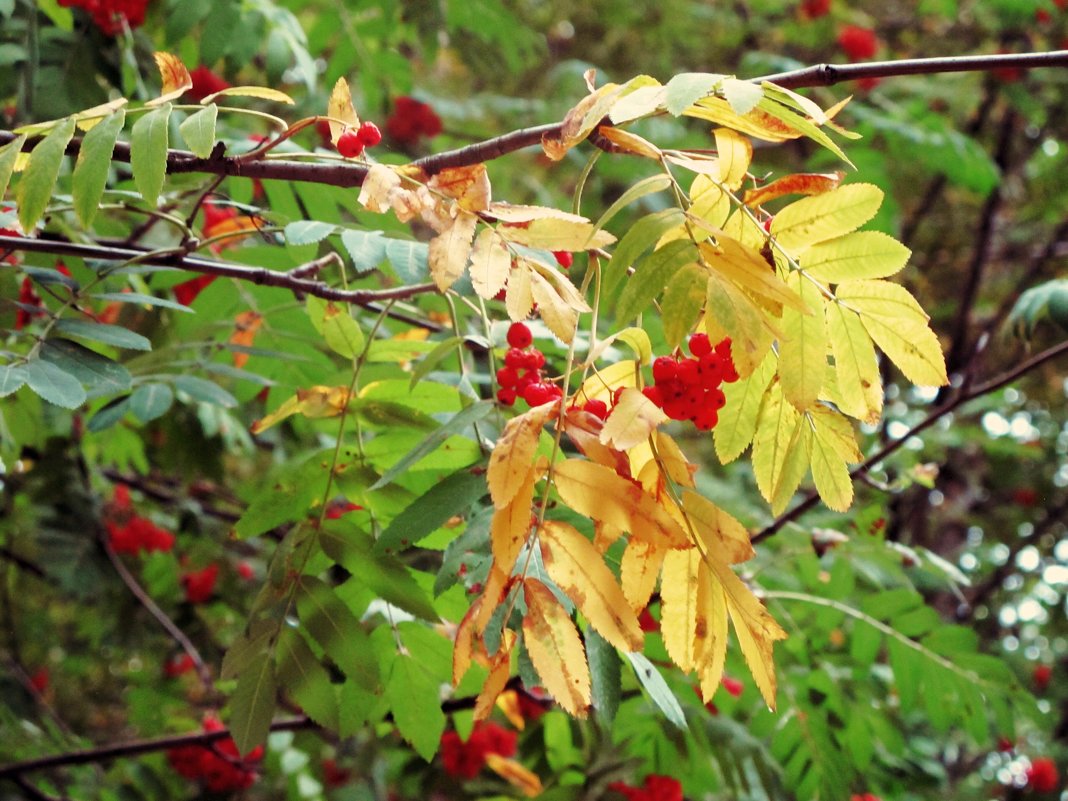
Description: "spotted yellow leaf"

(522, 579), (591, 717)
(488, 401), (558, 509)
(599, 387), (668, 451)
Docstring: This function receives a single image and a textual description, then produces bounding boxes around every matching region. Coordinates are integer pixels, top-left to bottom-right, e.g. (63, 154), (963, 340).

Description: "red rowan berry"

(507, 321), (533, 349)
(707, 388), (726, 409)
(553, 251), (574, 268)
(504, 348), (527, 369)
(527, 349), (546, 369)
(336, 129), (365, 158)
(496, 388), (517, 406)
(642, 385), (664, 407)
(689, 332), (713, 357)
(496, 367), (519, 388)
(356, 121), (382, 147)
(838, 25), (878, 60)
(583, 399), (609, 420)
(676, 358), (699, 387)
(695, 407), (719, 431)
(523, 383), (551, 407)
(652, 356), (678, 384)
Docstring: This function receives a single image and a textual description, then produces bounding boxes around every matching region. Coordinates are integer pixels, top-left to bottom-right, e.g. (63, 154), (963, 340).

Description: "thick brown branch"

(753, 339), (1068, 543)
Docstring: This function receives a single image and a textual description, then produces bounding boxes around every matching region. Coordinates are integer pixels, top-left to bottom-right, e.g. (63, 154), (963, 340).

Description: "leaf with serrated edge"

(743, 172), (843, 208)
(698, 238), (806, 313)
(488, 401), (558, 508)
(428, 210), (477, 291)
(684, 96), (798, 143)
(751, 380), (801, 505)
(681, 489), (753, 564)
(808, 412), (854, 512)
(713, 128), (752, 191)
(530, 268), (580, 343)
(715, 350), (774, 463)
(598, 125), (661, 159)
(770, 417), (809, 515)
(620, 538), (666, 613)
(779, 271), (827, 411)
(179, 104), (218, 159)
(771, 183), (883, 254)
(800, 230), (911, 282)
(358, 164), (402, 213)
(553, 459), (689, 549)
(486, 204), (590, 224)
(474, 630), (516, 720)
(202, 86), (294, 104)
(807, 404), (862, 463)
(663, 72), (725, 116)
(429, 164), (491, 213)
(327, 77), (358, 144)
(522, 579), (591, 717)
(149, 52), (192, 106)
(72, 109), (125, 227)
(490, 463), (538, 575)
(661, 264), (707, 351)
(539, 520), (643, 652)
(577, 360), (637, 406)
(599, 387), (668, 451)
(695, 561), (729, 701)
(229, 653), (277, 756)
(18, 117), (76, 232)
(130, 104), (171, 208)
(0, 134), (26, 201)
(497, 218), (615, 251)
(469, 228), (511, 300)
(837, 279), (947, 386)
(660, 547), (701, 671)
(506, 260), (534, 321)
(826, 302), (882, 422)
(705, 271), (775, 379)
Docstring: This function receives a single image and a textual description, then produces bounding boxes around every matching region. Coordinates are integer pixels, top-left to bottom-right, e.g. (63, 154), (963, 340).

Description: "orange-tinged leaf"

(506, 261), (535, 321)
(553, 459), (689, 549)
(659, 547), (701, 671)
(488, 402), (559, 508)
(694, 561), (729, 700)
(472, 565), (513, 635)
(485, 754), (544, 798)
(428, 209), (478, 291)
(539, 520), (643, 652)
(599, 387), (668, 451)
(698, 238), (807, 313)
(651, 432), (696, 488)
(327, 77), (359, 144)
(680, 489), (754, 564)
(490, 464), (538, 575)
(204, 214), (261, 243)
(620, 538), (666, 614)
(495, 689), (526, 730)
(685, 96), (801, 143)
(249, 386), (351, 434)
(150, 52), (192, 107)
(561, 407), (632, 477)
(429, 164), (491, 213)
(229, 310), (263, 368)
(453, 596), (485, 685)
(474, 630), (515, 721)
(713, 128), (752, 191)
(469, 228), (512, 300)
(522, 579), (591, 717)
(743, 172), (844, 208)
(597, 125), (661, 159)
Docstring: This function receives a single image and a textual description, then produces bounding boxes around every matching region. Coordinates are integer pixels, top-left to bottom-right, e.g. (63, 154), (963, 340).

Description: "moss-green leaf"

(130, 103), (172, 207)
(72, 109), (125, 227)
(18, 117), (76, 232)
(228, 652), (277, 756)
(178, 103), (217, 158)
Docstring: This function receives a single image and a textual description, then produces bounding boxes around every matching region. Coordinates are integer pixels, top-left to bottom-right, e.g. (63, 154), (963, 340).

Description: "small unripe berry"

(357, 121), (382, 147)
(507, 321), (533, 349)
(336, 130), (365, 158)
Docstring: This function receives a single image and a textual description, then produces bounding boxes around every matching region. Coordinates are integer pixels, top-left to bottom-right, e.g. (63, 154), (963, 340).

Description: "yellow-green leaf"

(201, 85), (295, 104)
(0, 134), (27, 202)
(705, 271), (775, 378)
(825, 302), (882, 423)
(807, 411), (854, 512)
(836, 279), (948, 386)
(659, 547), (701, 672)
(17, 117), (75, 232)
(488, 401), (558, 508)
(751, 381), (801, 506)
(699, 238), (807, 313)
(620, 538), (666, 614)
(713, 127), (752, 190)
(771, 183), (883, 254)
(469, 227), (511, 300)
(522, 579), (591, 717)
(715, 350), (774, 463)
(779, 272), (827, 411)
(694, 562), (729, 701)
(497, 218), (616, 251)
(428, 210), (477, 291)
(801, 230), (911, 282)
(681, 490), (753, 564)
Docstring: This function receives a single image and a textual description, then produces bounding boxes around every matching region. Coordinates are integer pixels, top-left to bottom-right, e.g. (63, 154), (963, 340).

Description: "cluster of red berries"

(439, 721), (517, 780)
(496, 322), (562, 408)
(608, 774), (683, 801)
(106, 485), (176, 555)
(166, 714), (263, 793)
(186, 66), (229, 103)
(181, 563), (220, 604)
(641, 334), (738, 431)
(385, 96), (443, 146)
(57, 0), (150, 35)
(336, 122), (383, 159)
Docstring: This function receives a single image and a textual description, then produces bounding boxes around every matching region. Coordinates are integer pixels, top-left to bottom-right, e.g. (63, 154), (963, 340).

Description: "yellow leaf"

(659, 547), (701, 671)
(650, 431), (696, 488)
(663, 152), (725, 179)
(800, 231), (911, 283)
(506, 261), (535, 322)
(495, 689), (526, 730)
(713, 128), (752, 191)
(200, 85), (295, 105)
(770, 183), (884, 254)
(599, 387), (668, 451)
(705, 271), (775, 378)
(620, 538), (666, 614)
(553, 459), (689, 549)
(750, 381), (802, 505)
(598, 125), (661, 159)
(485, 754), (544, 798)
(698, 238), (807, 313)
(469, 228), (512, 301)
(497, 219), (616, 251)
(807, 404), (862, 463)
(70, 98), (129, 131)
(327, 77), (359, 144)
(249, 386), (351, 434)
(530, 270), (579, 343)
(528, 256), (592, 312)
(486, 204), (591, 224)
(825, 302), (882, 423)
(688, 174), (731, 231)
(149, 53), (192, 107)
(471, 565), (513, 634)
(681, 490), (753, 564)
(711, 560), (787, 709)
(474, 630), (515, 721)
(779, 272), (827, 411)
(807, 412), (854, 512)
(539, 520), (643, 652)
(684, 96), (800, 143)
(490, 464), (538, 576)
(429, 164), (492, 213)
(714, 350), (774, 463)
(743, 172), (844, 208)
(836, 280), (948, 386)
(577, 360), (638, 405)
(560, 408), (632, 477)
(428, 209), (478, 291)
(695, 562), (729, 700)
(358, 164), (402, 214)
(453, 596), (485, 685)
(543, 81), (623, 159)
(488, 402), (559, 509)
(522, 579), (591, 717)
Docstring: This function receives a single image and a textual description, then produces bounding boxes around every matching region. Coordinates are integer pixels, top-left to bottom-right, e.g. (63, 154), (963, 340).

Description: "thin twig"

(753, 339), (1068, 543)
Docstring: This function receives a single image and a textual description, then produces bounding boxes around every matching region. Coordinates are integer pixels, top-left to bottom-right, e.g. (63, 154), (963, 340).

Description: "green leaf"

(23, 358), (86, 408)
(173, 375), (237, 407)
(228, 652), (278, 756)
(178, 104), (218, 158)
(603, 208), (686, 296)
(407, 336), (466, 389)
(130, 103), (172, 207)
(660, 263), (707, 351)
(663, 72), (724, 116)
(586, 627), (621, 723)
(285, 220), (336, 245)
(55, 319), (152, 351)
(370, 401), (493, 489)
(0, 133), (26, 202)
(306, 295), (365, 360)
(90, 291), (195, 313)
(340, 229), (388, 272)
(615, 239), (694, 321)
(39, 339), (131, 395)
(0, 364), (28, 396)
(296, 576), (378, 689)
(21, 265), (79, 290)
(72, 109), (125, 227)
(18, 117), (76, 232)
(87, 395), (131, 432)
(375, 469), (487, 554)
(625, 652), (687, 729)
(235, 465), (321, 539)
(720, 77), (765, 116)
(276, 628), (340, 730)
(130, 382), (174, 422)
(593, 173), (674, 232)
(385, 238), (430, 283)
(386, 652), (447, 762)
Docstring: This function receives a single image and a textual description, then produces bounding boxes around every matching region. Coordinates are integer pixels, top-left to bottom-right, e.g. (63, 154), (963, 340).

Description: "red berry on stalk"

(652, 356), (678, 384)
(357, 121), (382, 147)
(504, 348), (527, 369)
(642, 385), (664, 407)
(583, 399), (609, 420)
(496, 388), (517, 406)
(553, 251), (574, 268)
(507, 321), (533, 349)
(523, 382), (551, 407)
(689, 332), (713, 357)
(336, 130), (365, 158)
(496, 366), (519, 389)
(1025, 758), (1059, 793)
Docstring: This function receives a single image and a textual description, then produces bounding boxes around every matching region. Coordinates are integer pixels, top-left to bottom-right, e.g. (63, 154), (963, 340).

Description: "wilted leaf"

(230, 310), (263, 368)
(488, 401), (558, 508)
(429, 164), (491, 212)
(522, 579), (591, 717)
(149, 52), (192, 106)
(497, 218), (616, 251)
(743, 171), (844, 208)
(250, 386), (352, 434)
(490, 463), (538, 575)
(598, 387), (668, 450)
(469, 228), (512, 300)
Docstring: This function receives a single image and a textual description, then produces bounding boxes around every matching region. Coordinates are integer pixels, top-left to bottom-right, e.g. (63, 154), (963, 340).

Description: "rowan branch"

(753, 338), (1068, 544)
